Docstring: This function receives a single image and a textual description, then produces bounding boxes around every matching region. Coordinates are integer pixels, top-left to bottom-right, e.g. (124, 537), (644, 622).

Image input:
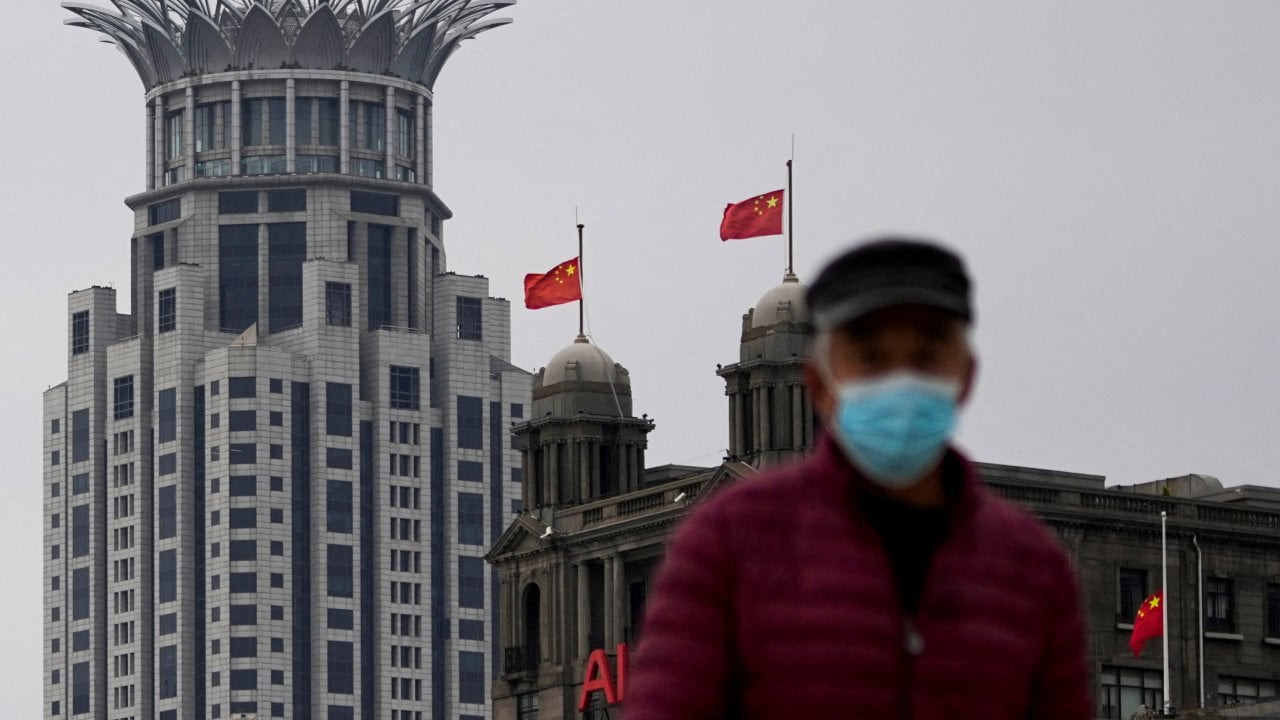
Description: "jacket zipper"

(900, 616), (924, 720)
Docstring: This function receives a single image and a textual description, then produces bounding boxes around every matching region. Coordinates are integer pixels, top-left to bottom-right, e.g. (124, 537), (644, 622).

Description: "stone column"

(339, 80), (350, 174)
(184, 87), (195, 179)
(230, 80), (241, 176)
(414, 94), (426, 184)
(603, 556), (616, 647)
(548, 441), (560, 506)
(791, 383), (804, 451)
(146, 99), (156, 190)
(285, 78), (296, 173)
(611, 555), (626, 645)
(384, 85), (395, 178)
(576, 562), (590, 658)
(152, 97), (164, 186)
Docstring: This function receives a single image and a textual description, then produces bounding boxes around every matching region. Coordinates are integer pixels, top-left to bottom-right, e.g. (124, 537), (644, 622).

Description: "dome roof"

(541, 335), (629, 386)
(751, 273), (808, 328)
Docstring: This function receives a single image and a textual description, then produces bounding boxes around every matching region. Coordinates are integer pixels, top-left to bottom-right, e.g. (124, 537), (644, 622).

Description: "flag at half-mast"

(719, 189), (785, 241)
(1129, 590), (1164, 657)
(524, 257), (582, 309)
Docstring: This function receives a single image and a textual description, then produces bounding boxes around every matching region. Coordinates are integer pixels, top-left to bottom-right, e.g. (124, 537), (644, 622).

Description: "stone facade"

(43, 4), (523, 720)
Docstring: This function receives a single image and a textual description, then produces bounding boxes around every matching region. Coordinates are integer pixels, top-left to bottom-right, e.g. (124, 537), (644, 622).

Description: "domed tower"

(717, 271), (814, 466)
(515, 335), (654, 510)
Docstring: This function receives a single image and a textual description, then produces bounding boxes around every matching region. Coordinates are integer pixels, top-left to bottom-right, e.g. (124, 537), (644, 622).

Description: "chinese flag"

(524, 257), (582, 309)
(719, 188), (785, 241)
(1129, 590), (1164, 657)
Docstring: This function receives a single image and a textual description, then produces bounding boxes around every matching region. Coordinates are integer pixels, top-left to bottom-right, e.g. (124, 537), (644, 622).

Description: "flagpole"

(577, 223), (585, 338)
(1161, 510), (1171, 715)
(786, 157), (794, 277)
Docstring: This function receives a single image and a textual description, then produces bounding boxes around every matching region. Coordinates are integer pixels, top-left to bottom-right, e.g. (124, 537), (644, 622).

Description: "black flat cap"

(806, 237), (973, 332)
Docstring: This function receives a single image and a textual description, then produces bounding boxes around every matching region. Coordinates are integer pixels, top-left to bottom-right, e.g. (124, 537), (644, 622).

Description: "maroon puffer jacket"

(624, 438), (1092, 719)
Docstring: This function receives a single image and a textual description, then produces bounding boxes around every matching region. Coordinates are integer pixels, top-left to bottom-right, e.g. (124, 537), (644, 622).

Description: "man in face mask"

(625, 238), (1091, 720)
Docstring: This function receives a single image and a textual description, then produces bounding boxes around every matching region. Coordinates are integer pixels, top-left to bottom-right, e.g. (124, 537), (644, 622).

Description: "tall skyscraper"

(43, 2), (525, 719)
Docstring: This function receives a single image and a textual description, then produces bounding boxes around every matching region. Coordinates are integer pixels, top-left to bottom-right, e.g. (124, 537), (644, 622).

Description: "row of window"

(164, 98), (415, 157)
(1120, 567), (1280, 637)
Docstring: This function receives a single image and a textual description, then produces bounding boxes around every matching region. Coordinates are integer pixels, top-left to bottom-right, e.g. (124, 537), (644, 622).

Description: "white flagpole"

(1162, 510), (1171, 714)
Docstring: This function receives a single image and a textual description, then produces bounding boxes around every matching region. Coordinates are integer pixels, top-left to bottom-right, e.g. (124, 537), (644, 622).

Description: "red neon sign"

(577, 643), (629, 711)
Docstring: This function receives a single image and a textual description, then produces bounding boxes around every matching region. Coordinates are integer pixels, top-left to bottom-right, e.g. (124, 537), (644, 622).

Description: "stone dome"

(541, 335), (629, 387)
(750, 273), (808, 329)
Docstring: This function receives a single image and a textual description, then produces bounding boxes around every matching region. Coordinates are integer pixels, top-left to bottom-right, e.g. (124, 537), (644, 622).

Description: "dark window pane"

(71, 505), (89, 557)
(267, 189), (306, 212)
(457, 297), (482, 341)
(327, 480), (352, 533)
(229, 508), (256, 529)
(158, 388), (176, 444)
(458, 492), (483, 545)
(229, 410), (256, 432)
(459, 556), (484, 608)
(459, 650), (485, 703)
(328, 641), (354, 694)
(71, 409), (90, 462)
(229, 540), (257, 561)
(457, 396), (483, 449)
(71, 311), (90, 355)
(268, 222), (305, 332)
(158, 645), (177, 699)
(368, 225), (393, 326)
(218, 191), (259, 214)
(459, 619), (484, 641)
(389, 366), (420, 410)
(458, 461), (483, 483)
(326, 282), (352, 326)
(229, 443), (256, 464)
(231, 669), (257, 690)
(326, 383), (352, 436)
(327, 447), (353, 469)
(158, 288), (176, 332)
(113, 375), (134, 420)
(158, 485), (176, 539)
(327, 544), (353, 598)
(229, 475), (257, 496)
(159, 613), (177, 635)
(229, 377), (256, 398)
(229, 604), (257, 625)
(219, 225), (259, 332)
(327, 608), (353, 630)
(158, 550), (176, 602)
(71, 568), (90, 619)
(149, 198), (181, 225)
(229, 572), (257, 593)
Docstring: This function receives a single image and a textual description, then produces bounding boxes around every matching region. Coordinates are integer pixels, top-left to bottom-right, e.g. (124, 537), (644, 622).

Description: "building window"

(228, 445), (255, 468)
(458, 461), (483, 483)
(389, 366), (420, 409)
(157, 288), (176, 332)
(458, 493), (484, 545)
(1098, 664), (1162, 720)
(158, 485), (176, 539)
(1206, 577), (1234, 633)
(219, 191), (259, 214)
(228, 376), (256, 398)
(71, 311), (89, 355)
(326, 383), (352, 436)
(459, 651), (485, 704)
(229, 508), (256, 529)
(229, 475), (256, 496)
(457, 396), (483, 449)
(326, 282), (352, 326)
(219, 225), (259, 332)
(327, 544), (353, 597)
(1219, 676), (1279, 707)
(229, 540), (257, 561)
(267, 189), (306, 212)
(71, 568), (89, 619)
(165, 109), (184, 160)
(368, 224), (393, 326)
(1118, 568), (1147, 623)
(71, 505), (89, 557)
(459, 556), (484, 608)
(158, 550), (176, 602)
(517, 692), (540, 720)
(328, 640), (355, 694)
(229, 604), (257, 625)
(148, 198), (181, 225)
(157, 388), (176, 444)
(267, 222), (306, 332)
(150, 232), (165, 270)
(111, 375), (135, 420)
(457, 297), (482, 340)
(242, 97), (285, 146)
(1267, 583), (1280, 638)
(72, 661), (91, 713)
(327, 480), (353, 534)
(350, 190), (399, 216)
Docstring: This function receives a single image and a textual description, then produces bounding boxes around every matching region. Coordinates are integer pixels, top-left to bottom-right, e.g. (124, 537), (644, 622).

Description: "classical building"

(488, 278), (1280, 720)
(43, 3), (525, 720)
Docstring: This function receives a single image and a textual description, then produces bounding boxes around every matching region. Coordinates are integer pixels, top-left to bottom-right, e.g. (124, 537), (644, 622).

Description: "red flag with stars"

(719, 189), (785, 241)
(524, 257), (582, 309)
(1129, 590), (1164, 657)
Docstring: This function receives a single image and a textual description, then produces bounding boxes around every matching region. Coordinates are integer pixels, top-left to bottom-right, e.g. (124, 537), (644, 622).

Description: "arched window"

(522, 583), (541, 664)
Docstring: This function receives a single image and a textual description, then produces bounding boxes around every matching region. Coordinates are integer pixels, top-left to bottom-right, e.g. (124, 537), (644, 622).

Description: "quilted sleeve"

(1028, 547), (1094, 720)
(622, 500), (737, 719)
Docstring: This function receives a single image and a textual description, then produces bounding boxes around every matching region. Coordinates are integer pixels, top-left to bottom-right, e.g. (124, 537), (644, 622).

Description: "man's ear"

(805, 360), (835, 420)
(957, 351), (978, 406)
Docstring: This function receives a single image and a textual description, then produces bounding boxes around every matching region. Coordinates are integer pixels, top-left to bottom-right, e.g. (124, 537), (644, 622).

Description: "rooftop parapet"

(64, 0), (514, 90)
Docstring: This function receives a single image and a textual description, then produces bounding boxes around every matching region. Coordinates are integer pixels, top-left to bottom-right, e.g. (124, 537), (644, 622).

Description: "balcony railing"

(503, 645), (538, 677)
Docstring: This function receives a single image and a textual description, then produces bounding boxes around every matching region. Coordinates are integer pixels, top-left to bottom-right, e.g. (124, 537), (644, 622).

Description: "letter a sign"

(577, 644), (629, 711)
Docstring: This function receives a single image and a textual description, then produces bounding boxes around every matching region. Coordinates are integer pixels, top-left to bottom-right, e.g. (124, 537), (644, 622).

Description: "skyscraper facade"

(43, 2), (524, 719)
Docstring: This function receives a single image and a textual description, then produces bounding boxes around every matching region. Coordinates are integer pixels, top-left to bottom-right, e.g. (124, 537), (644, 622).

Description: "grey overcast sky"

(7, 0), (1280, 712)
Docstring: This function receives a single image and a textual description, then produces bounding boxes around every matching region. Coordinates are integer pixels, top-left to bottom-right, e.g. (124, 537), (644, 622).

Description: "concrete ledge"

(1205, 631), (1245, 641)
(1116, 622), (1134, 630)
(1263, 637), (1280, 646)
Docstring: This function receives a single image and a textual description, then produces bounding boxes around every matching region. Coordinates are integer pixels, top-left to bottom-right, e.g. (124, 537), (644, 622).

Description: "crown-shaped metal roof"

(64, 0), (514, 90)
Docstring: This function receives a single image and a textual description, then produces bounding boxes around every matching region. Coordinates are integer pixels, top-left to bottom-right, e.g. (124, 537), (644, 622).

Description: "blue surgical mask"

(827, 371), (961, 489)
